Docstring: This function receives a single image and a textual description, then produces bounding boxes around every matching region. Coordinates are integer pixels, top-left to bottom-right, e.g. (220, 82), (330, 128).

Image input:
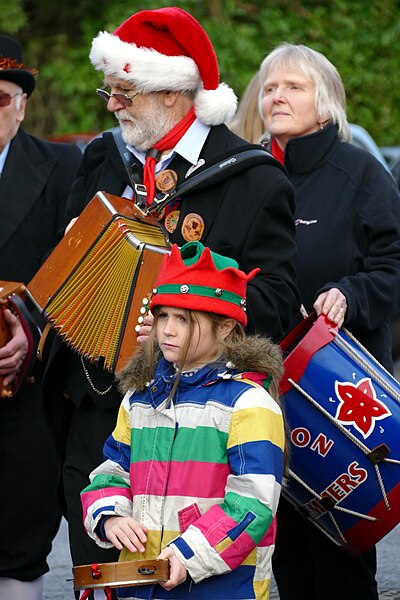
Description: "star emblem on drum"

(334, 377), (391, 438)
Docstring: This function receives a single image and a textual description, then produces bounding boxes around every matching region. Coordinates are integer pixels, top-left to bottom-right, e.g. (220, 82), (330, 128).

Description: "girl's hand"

(158, 546), (187, 590)
(104, 516), (148, 553)
(136, 312), (154, 344)
(313, 288), (347, 328)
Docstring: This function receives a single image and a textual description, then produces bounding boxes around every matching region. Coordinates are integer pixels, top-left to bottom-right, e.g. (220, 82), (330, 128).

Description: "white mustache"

(115, 110), (136, 123)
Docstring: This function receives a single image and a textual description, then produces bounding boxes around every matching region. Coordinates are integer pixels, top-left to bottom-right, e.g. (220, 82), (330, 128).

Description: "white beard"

(116, 96), (173, 151)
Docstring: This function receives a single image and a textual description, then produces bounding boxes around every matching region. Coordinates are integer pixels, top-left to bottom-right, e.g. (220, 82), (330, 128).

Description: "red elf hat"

(150, 242), (259, 326)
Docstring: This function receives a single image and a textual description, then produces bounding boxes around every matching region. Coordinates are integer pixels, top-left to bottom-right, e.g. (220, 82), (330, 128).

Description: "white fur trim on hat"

(90, 31), (201, 93)
(194, 84), (237, 126)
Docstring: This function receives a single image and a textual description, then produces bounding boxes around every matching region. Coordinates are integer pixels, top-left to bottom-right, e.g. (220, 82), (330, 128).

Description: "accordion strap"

(145, 144), (286, 215)
(109, 129), (147, 207)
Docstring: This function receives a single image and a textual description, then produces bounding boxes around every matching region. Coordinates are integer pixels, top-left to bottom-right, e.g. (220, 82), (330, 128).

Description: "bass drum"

(280, 312), (400, 555)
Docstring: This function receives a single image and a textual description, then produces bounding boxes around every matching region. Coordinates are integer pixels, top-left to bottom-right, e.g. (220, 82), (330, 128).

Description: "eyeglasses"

(96, 88), (140, 108)
(0, 91), (23, 108)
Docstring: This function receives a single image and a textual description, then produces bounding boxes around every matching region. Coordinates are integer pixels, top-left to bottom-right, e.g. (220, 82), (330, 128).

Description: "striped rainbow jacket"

(81, 336), (285, 600)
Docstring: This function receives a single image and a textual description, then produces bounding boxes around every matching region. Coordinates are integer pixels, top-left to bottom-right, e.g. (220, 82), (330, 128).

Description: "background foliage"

(1, 0), (399, 145)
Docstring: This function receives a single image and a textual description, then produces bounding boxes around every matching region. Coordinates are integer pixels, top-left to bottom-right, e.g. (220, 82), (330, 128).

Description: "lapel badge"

(164, 209), (180, 234)
(181, 213), (205, 242)
(185, 158), (205, 178)
(155, 169), (178, 193)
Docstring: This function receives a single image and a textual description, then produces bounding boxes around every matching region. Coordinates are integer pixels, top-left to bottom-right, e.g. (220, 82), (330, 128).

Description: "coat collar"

(285, 122), (339, 177)
(0, 128), (57, 250)
(156, 357), (226, 388)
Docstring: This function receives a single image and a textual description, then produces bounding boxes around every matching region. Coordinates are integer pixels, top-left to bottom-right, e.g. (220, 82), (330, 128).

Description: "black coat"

(43, 124), (301, 410)
(285, 123), (400, 371)
(0, 128), (82, 283)
(66, 124), (300, 338)
(0, 127), (81, 579)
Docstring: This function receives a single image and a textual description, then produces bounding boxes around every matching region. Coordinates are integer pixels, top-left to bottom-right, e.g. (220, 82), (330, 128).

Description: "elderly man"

(8, 8), (300, 584)
(0, 35), (81, 600)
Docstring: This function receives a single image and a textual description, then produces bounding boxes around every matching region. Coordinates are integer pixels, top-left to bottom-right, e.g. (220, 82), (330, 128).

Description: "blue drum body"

(280, 314), (400, 555)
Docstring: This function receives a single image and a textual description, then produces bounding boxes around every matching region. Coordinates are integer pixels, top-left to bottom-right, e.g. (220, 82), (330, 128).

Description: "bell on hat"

(90, 6), (237, 126)
(150, 242), (260, 326)
(0, 34), (37, 96)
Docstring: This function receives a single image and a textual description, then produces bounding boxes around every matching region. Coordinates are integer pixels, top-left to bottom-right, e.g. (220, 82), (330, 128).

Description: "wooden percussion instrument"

(27, 191), (171, 372)
(0, 281), (40, 397)
(73, 558), (169, 590)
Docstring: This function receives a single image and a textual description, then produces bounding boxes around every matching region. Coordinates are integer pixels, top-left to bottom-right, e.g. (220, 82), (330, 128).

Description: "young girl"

(80, 241), (285, 600)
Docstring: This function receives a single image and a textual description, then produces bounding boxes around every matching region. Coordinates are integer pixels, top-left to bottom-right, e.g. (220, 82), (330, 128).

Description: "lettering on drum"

(291, 427), (334, 457)
(322, 461), (368, 502)
(303, 461), (368, 519)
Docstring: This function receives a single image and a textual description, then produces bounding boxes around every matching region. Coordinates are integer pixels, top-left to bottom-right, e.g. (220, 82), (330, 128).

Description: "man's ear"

(218, 318), (236, 341)
(17, 93), (27, 124)
(162, 90), (180, 107)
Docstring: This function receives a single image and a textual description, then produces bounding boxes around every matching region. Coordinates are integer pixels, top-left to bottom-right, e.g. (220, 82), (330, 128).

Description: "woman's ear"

(217, 318), (236, 340)
(318, 115), (331, 129)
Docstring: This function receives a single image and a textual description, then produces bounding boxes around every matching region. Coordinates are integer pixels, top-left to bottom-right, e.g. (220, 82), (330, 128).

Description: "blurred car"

(381, 146), (400, 188)
(349, 123), (400, 362)
(349, 123), (392, 173)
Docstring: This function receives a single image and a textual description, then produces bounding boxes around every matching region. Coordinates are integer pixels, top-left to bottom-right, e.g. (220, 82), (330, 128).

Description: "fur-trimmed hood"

(117, 334), (283, 397)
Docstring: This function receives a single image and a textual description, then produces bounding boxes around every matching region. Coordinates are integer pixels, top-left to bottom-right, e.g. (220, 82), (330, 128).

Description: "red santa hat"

(150, 242), (259, 326)
(89, 6), (237, 126)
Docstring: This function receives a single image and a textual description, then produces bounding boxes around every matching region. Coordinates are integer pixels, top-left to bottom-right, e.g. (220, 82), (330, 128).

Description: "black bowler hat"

(0, 34), (38, 96)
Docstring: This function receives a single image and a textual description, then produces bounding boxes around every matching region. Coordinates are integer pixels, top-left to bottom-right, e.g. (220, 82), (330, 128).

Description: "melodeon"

(73, 559), (169, 592)
(27, 192), (170, 373)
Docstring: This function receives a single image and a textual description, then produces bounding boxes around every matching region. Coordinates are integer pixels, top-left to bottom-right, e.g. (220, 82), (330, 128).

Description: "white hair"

(259, 43), (351, 141)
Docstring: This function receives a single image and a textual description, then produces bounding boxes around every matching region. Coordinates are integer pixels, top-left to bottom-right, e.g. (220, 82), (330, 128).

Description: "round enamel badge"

(155, 169), (178, 193)
(164, 209), (180, 234)
(181, 213), (205, 242)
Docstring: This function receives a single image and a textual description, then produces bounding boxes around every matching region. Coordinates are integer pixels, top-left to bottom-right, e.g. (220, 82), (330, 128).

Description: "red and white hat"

(89, 6), (237, 126)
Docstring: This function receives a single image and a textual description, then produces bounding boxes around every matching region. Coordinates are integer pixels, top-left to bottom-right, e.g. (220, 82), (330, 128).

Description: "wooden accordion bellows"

(27, 192), (170, 372)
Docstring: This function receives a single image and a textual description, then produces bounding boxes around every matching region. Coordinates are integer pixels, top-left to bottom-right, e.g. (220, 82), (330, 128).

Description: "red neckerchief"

(270, 137), (285, 165)
(143, 107), (196, 206)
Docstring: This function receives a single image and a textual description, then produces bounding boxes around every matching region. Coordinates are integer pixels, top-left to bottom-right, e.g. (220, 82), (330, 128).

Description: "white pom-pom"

(194, 83), (238, 126)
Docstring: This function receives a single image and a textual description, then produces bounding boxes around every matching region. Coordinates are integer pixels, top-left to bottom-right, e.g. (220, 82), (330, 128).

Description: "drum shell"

(280, 314), (400, 555)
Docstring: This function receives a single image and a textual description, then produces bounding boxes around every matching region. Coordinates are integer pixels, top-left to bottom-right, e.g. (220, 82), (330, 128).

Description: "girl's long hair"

(145, 308), (246, 404)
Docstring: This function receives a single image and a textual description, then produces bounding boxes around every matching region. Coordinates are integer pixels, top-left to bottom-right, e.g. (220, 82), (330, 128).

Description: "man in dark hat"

(0, 34), (82, 600)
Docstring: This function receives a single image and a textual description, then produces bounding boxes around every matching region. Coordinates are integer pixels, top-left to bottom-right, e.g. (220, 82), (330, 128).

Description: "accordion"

(27, 192), (170, 372)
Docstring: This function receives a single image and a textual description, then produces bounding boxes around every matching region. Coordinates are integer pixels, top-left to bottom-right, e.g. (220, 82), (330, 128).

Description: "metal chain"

(80, 356), (114, 396)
